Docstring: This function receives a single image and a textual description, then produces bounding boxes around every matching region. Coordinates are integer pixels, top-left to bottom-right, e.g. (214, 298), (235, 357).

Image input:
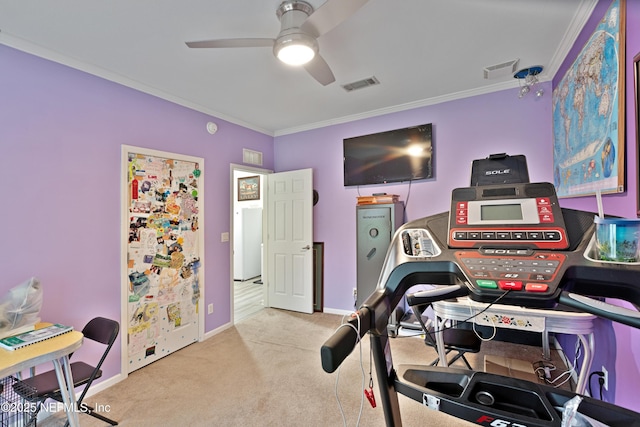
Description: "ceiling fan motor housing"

(276, 1), (314, 22)
(274, 1), (318, 62)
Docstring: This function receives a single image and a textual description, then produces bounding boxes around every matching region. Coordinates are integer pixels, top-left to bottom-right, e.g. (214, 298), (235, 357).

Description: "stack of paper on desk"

(0, 324), (73, 351)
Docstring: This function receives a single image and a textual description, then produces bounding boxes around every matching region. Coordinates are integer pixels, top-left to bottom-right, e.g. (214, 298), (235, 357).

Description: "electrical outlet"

(353, 288), (357, 298)
(602, 366), (609, 391)
(208, 303), (214, 314)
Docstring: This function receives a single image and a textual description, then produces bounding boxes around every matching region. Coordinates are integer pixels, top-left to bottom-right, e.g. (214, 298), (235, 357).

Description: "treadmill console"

(449, 182), (568, 250)
(374, 180), (637, 309)
(448, 182), (570, 305)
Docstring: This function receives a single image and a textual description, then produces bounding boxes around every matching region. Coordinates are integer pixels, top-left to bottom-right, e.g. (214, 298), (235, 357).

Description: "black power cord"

(588, 371), (605, 400)
(598, 376), (605, 400)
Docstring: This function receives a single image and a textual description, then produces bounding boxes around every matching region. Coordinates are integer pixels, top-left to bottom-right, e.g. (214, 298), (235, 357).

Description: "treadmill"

(320, 160), (640, 426)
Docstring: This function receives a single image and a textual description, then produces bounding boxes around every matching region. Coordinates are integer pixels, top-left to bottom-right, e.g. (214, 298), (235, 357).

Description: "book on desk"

(0, 323), (74, 351)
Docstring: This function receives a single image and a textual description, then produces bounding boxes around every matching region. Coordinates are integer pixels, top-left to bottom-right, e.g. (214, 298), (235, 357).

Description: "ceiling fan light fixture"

(274, 33), (317, 66)
(277, 43), (315, 65)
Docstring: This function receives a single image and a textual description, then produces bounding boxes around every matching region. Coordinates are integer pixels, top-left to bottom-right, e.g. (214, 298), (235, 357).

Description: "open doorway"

(231, 165), (270, 323)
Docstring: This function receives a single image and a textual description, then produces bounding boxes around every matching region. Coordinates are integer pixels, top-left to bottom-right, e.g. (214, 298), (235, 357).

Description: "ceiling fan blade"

(185, 38), (275, 49)
(300, 0), (369, 38)
(304, 54), (336, 86)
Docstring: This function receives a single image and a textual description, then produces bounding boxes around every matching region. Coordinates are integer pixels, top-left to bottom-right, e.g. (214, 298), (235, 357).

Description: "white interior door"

(265, 168), (313, 314)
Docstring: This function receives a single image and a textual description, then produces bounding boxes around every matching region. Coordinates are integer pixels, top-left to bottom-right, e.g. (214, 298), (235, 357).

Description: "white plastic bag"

(560, 395), (610, 427)
(0, 277), (43, 335)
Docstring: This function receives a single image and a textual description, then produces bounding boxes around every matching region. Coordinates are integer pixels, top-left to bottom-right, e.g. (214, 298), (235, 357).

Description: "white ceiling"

(0, 0), (596, 136)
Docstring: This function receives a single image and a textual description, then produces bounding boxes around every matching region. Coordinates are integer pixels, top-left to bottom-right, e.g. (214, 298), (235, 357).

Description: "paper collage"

(125, 151), (202, 365)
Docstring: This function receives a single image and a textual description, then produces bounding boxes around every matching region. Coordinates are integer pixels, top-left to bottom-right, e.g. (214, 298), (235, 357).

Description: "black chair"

(14, 317), (120, 426)
(409, 302), (482, 370)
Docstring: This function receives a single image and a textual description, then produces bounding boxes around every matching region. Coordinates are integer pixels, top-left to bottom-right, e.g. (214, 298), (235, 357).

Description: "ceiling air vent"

(483, 59), (519, 79)
(243, 148), (263, 166)
(342, 76), (380, 92)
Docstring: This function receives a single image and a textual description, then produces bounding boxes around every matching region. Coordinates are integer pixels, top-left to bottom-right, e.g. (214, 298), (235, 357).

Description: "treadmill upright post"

(371, 333), (402, 426)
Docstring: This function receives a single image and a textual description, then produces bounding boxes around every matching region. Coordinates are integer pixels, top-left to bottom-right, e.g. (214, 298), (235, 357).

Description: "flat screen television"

(343, 123), (433, 187)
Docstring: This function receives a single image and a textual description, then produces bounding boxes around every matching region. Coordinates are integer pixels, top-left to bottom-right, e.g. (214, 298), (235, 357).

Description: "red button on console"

(538, 206), (552, 214)
(498, 280), (523, 291)
(539, 214), (554, 223)
(525, 283), (549, 292)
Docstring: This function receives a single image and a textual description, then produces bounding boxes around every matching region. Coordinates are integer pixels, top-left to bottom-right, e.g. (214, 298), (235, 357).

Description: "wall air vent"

(483, 59), (519, 79)
(243, 148), (263, 166)
(341, 76), (380, 92)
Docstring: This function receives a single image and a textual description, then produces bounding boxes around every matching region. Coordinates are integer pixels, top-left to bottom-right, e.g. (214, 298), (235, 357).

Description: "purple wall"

(275, 0), (640, 412)
(0, 44), (274, 382)
(551, 0), (640, 411)
(275, 84), (554, 309)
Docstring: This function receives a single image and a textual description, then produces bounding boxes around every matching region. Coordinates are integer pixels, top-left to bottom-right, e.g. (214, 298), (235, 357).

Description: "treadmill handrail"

(559, 291), (640, 329)
(320, 307), (372, 373)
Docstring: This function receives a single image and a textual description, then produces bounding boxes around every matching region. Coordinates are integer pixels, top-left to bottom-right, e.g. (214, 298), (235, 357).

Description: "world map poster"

(552, 0), (625, 198)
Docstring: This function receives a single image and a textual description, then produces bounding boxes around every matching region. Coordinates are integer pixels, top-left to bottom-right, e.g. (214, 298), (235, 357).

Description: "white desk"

(432, 297), (596, 394)
(0, 326), (84, 427)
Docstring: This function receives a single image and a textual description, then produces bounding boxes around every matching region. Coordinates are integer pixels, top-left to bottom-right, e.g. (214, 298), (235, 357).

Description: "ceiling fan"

(185, 0), (369, 86)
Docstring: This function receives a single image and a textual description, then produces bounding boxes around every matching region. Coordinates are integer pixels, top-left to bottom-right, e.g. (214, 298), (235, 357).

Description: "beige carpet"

(38, 308), (566, 426)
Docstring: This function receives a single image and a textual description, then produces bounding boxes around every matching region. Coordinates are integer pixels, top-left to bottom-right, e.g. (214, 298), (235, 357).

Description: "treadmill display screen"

(449, 183), (569, 250)
(480, 204), (523, 221)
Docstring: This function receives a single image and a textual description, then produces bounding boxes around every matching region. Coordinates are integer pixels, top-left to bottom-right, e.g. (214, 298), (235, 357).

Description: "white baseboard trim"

(202, 321), (233, 341)
(84, 372), (126, 398)
(323, 307), (354, 316)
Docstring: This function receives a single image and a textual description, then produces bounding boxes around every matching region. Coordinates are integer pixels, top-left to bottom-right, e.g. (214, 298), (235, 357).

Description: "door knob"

(302, 245), (311, 250)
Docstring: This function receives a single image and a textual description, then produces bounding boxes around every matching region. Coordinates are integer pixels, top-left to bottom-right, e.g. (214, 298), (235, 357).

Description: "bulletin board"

(121, 145), (205, 372)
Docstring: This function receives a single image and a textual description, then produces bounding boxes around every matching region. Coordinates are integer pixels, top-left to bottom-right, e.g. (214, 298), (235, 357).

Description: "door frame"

(230, 163), (272, 323)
